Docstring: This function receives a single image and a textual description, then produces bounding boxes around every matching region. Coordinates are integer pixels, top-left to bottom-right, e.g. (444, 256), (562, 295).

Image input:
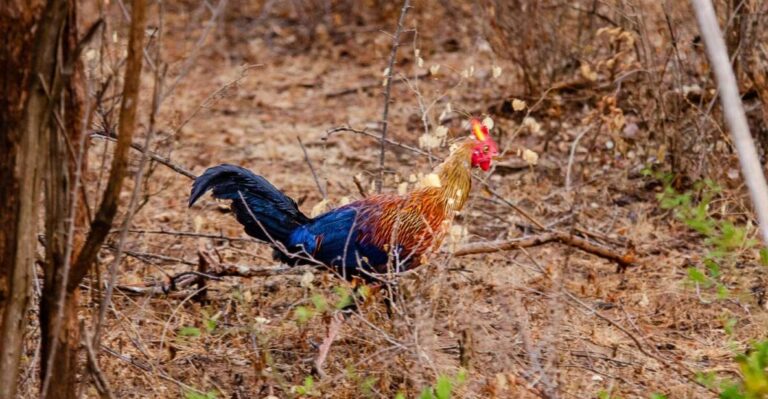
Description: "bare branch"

(452, 231), (635, 271)
(298, 136), (327, 199)
(70, 0), (148, 289)
(93, 0), (158, 344)
(90, 131), (196, 179)
(376, 0), (411, 193)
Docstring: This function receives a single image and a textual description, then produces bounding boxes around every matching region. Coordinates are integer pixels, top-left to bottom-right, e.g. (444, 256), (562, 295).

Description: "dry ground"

(18, 2), (768, 398)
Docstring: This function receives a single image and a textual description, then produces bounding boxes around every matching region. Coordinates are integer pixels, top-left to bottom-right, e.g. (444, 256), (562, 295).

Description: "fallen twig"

(118, 228), (250, 242)
(453, 231), (635, 271)
(563, 289), (718, 395)
(115, 264), (310, 296)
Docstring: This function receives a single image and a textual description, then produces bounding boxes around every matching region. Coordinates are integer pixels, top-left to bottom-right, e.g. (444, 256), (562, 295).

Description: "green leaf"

(178, 326), (201, 337)
(419, 387), (435, 399)
(204, 318), (217, 333)
(395, 393), (406, 399)
(723, 317), (737, 336)
(704, 259), (720, 278)
(718, 383), (743, 399)
(360, 376), (377, 394)
(759, 248), (768, 267)
(716, 284), (730, 300)
(334, 286), (353, 309)
(295, 306), (313, 324)
(184, 390), (217, 399)
(357, 284), (372, 299)
(695, 371), (716, 388)
(685, 217), (713, 236)
(455, 368), (468, 385)
(649, 394), (667, 399)
(687, 267), (707, 284)
(311, 294), (328, 313)
(435, 375), (452, 399)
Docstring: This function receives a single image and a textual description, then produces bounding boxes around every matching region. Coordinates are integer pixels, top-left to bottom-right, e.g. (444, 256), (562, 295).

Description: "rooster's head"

(469, 119), (499, 171)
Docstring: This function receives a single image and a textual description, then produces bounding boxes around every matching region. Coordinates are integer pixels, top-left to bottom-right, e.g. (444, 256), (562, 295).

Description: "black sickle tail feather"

(188, 164), (311, 245)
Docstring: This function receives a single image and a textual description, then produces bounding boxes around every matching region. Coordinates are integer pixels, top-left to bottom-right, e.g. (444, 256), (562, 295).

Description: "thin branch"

(93, 0), (157, 344)
(353, 174), (369, 198)
(325, 126), (440, 162)
(484, 184), (547, 230)
(114, 264), (308, 297)
(82, 325), (114, 398)
(452, 231), (635, 271)
(90, 131), (196, 179)
(160, 0), (229, 101)
(376, 0), (411, 193)
(118, 228), (249, 241)
(298, 136), (327, 199)
(692, 0), (768, 244)
(565, 127), (591, 193)
(69, 0), (148, 290)
(324, 72), (428, 98)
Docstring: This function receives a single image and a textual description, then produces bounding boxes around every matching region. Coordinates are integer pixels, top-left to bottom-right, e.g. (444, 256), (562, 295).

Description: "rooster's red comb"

(470, 119), (490, 141)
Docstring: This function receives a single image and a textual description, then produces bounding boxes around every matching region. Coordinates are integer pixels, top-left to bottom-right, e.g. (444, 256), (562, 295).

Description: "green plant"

(723, 341), (768, 398)
(695, 341), (768, 399)
(651, 173), (765, 303)
(597, 389), (621, 399)
(178, 326), (201, 338)
(294, 284), (370, 325)
(416, 369), (467, 399)
(184, 389), (218, 399)
(294, 375), (319, 397)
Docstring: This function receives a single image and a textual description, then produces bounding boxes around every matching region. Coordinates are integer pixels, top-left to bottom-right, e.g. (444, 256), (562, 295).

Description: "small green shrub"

(650, 172), (766, 302)
(696, 341), (768, 399)
(415, 369), (467, 399)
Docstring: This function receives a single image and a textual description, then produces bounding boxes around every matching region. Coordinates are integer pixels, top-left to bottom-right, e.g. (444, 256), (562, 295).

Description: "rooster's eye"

(482, 145), (489, 153)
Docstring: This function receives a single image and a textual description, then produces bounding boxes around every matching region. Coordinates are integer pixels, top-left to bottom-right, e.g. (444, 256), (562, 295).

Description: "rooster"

(188, 119), (499, 278)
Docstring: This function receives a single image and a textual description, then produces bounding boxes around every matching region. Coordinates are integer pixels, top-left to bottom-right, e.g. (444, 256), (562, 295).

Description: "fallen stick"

(115, 229), (633, 297)
(117, 228), (251, 242)
(453, 231), (635, 271)
(116, 264), (311, 296)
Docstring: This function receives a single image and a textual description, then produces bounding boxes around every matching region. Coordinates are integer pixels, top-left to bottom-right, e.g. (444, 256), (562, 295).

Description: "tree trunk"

(0, 1), (47, 397)
(38, 0), (91, 397)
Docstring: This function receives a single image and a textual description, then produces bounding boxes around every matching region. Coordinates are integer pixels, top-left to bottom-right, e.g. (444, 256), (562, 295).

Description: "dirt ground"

(18, 1), (768, 398)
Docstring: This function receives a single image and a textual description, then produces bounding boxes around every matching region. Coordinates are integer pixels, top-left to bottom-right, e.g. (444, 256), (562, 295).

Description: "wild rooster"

(188, 119), (499, 278)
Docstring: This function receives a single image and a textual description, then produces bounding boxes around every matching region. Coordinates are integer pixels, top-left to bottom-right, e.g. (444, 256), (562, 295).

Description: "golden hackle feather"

(361, 139), (475, 271)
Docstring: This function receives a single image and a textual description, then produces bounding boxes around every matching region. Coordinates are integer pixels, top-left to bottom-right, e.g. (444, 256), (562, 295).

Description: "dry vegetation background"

(14, 0), (768, 398)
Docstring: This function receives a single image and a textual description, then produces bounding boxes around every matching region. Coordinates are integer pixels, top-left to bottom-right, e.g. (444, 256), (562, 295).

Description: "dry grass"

(16, 0), (768, 398)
